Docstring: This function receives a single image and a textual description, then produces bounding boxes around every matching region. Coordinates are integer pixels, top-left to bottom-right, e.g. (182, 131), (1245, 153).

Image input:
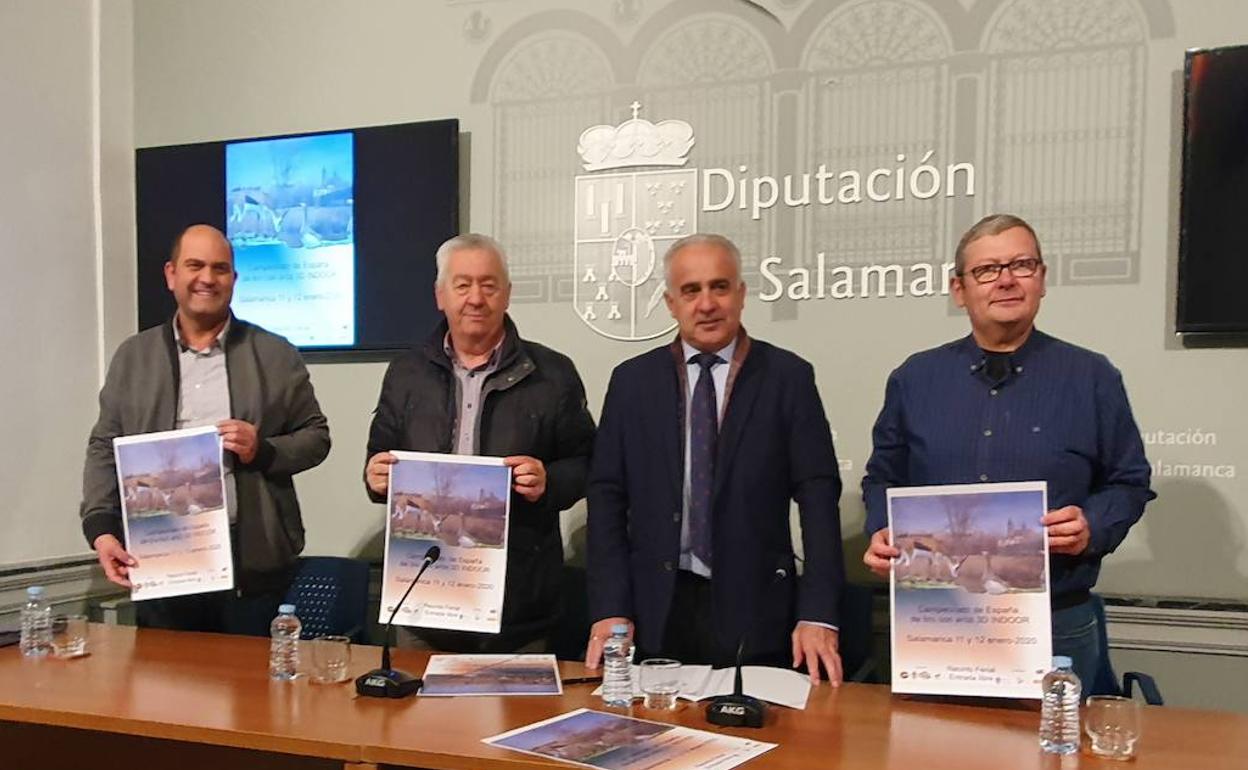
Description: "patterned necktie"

(688, 352), (723, 565)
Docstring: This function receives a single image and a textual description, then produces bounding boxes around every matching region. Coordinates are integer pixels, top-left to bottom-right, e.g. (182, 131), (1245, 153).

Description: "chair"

(1089, 594), (1164, 705)
(282, 556), (371, 643)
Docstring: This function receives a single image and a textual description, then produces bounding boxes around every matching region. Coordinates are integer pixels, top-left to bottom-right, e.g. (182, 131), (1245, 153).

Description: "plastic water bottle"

(1039, 655), (1082, 754)
(601, 624), (634, 707)
(19, 586), (53, 658)
(269, 604), (301, 680)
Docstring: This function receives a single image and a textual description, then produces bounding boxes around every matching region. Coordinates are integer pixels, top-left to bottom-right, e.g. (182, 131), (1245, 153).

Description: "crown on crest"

(577, 102), (695, 172)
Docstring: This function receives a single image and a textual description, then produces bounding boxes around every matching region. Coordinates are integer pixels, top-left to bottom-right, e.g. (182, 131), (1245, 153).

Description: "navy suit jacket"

(587, 335), (845, 659)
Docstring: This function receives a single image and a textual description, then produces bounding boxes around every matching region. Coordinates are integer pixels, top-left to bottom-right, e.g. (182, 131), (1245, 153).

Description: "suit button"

(663, 561), (674, 572)
(672, 511), (681, 523)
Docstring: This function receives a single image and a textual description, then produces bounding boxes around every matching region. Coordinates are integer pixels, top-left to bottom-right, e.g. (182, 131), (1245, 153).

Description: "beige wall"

(0, 0), (133, 566)
(128, 0), (1248, 603)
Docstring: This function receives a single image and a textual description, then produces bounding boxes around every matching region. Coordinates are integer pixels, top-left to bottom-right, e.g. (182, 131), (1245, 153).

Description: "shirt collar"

(444, 331), (504, 372)
(681, 337), (736, 367)
(174, 315), (230, 354)
(959, 328), (1047, 374)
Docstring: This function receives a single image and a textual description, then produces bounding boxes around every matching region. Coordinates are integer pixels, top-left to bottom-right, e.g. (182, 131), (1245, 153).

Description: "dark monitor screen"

(1178, 45), (1248, 334)
(135, 119), (458, 355)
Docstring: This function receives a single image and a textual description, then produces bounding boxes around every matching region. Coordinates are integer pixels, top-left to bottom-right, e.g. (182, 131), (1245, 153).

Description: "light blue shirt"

(679, 338), (735, 577)
(174, 318), (237, 523)
(443, 332), (504, 455)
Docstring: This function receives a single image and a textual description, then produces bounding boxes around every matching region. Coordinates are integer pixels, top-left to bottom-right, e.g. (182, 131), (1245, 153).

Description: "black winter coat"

(366, 315), (596, 651)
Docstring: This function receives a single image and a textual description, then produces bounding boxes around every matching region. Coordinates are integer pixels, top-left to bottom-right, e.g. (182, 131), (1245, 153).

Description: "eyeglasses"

(961, 257), (1043, 284)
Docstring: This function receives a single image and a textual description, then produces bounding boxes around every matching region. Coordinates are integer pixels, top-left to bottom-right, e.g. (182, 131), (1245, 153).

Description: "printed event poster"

(484, 708), (775, 770)
(421, 654), (562, 696)
(113, 426), (233, 601)
(888, 481), (1052, 699)
(381, 451), (511, 633)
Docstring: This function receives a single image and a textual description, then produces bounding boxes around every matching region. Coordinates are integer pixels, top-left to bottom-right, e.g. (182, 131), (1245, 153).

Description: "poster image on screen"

(226, 132), (355, 347)
(135, 118), (456, 358)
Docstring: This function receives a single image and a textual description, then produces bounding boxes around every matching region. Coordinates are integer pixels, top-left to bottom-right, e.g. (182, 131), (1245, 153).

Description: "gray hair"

(434, 233), (510, 286)
(954, 214), (1043, 275)
(663, 233), (743, 290)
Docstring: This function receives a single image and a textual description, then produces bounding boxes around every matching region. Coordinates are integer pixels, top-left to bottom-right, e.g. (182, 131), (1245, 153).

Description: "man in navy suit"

(585, 233), (845, 684)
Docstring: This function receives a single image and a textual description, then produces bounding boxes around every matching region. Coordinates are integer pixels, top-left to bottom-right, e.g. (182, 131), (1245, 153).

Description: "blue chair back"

(1089, 594), (1164, 705)
(282, 556), (371, 643)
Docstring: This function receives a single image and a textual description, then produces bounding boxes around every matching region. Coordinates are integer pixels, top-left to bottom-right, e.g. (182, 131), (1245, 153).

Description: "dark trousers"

(641, 570), (787, 669)
(135, 568), (292, 637)
(1052, 597), (1100, 691)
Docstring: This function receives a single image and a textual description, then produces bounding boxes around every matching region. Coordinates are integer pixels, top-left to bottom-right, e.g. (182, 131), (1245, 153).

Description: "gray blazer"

(80, 317), (330, 578)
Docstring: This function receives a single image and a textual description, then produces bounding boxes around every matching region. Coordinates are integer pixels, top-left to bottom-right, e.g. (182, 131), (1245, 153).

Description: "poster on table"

(114, 426), (233, 601)
(421, 654), (561, 696)
(888, 481), (1052, 698)
(381, 451), (511, 633)
(484, 709), (775, 770)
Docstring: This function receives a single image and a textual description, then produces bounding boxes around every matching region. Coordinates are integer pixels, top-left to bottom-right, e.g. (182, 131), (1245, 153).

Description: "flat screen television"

(135, 119), (458, 356)
(1178, 44), (1248, 335)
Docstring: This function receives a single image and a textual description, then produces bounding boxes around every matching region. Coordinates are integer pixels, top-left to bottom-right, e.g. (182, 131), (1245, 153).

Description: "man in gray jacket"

(80, 224), (330, 635)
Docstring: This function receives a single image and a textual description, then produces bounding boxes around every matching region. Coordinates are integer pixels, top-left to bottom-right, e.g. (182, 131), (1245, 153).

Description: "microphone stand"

(705, 636), (768, 728)
(355, 545), (440, 698)
(706, 565), (789, 728)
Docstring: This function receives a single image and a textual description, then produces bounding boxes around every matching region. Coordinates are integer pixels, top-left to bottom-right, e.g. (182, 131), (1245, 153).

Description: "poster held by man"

(114, 426), (233, 602)
(381, 451), (511, 633)
(888, 481), (1052, 698)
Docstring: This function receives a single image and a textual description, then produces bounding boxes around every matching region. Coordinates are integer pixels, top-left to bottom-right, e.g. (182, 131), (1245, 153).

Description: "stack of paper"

(594, 665), (811, 710)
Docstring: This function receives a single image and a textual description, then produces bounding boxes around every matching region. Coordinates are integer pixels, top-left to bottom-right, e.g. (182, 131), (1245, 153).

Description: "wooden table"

(1, 624), (1243, 769)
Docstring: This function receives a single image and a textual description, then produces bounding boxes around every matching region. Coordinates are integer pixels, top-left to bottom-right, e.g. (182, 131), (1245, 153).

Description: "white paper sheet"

(594, 664), (811, 710)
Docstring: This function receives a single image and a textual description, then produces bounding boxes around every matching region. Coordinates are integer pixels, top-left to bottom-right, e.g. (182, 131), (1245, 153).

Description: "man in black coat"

(365, 234), (596, 652)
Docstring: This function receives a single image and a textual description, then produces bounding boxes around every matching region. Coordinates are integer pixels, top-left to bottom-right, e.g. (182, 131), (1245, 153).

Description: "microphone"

(706, 563), (788, 728)
(355, 544), (441, 698)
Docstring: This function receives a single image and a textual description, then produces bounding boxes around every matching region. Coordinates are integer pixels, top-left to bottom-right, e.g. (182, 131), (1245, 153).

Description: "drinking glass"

(1085, 695), (1142, 760)
(51, 614), (89, 658)
(639, 658), (682, 710)
(310, 635), (352, 683)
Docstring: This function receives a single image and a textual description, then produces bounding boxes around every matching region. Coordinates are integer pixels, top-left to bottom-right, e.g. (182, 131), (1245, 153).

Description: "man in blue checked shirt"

(861, 213), (1155, 689)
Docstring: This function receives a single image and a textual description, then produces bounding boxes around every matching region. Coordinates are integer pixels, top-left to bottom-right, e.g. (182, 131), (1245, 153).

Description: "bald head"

(171, 224), (234, 267)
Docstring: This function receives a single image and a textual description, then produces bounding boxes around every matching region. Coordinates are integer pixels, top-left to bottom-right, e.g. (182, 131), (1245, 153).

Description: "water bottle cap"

(610, 623), (629, 635)
(1052, 655), (1073, 669)
(26, 586), (44, 597)
(278, 604), (296, 615)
